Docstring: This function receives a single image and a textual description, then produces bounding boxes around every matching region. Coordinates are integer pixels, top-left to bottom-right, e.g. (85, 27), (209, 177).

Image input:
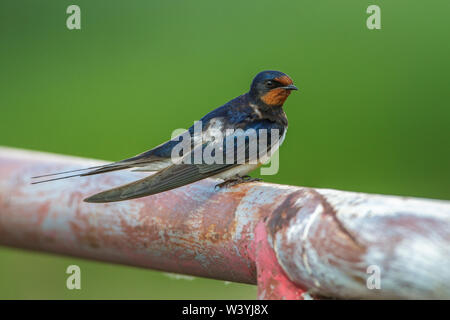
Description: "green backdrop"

(1, 0), (449, 299)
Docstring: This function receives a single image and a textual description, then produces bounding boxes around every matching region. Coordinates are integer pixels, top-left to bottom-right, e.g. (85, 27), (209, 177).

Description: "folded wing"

(84, 121), (285, 202)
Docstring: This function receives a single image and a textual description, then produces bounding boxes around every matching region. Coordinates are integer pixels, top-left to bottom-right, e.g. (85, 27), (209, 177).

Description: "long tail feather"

(31, 173), (85, 184)
(80, 164), (133, 176)
(31, 163), (134, 184)
(31, 165), (106, 179)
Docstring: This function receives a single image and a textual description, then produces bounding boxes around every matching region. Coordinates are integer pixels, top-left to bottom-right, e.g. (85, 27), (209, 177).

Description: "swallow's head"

(249, 70), (298, 107)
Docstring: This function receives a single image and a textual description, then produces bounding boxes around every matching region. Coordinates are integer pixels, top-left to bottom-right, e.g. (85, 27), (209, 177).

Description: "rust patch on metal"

(310, 189), (365, 250)
(199, 189), (241, 243)
(70, 221), (101, 249)
(268, 188), (365, 250)
(268, 190), (305, 234)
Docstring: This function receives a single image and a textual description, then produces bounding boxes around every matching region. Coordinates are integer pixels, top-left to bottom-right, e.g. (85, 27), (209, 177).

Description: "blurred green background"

(1, 0), (449, 299)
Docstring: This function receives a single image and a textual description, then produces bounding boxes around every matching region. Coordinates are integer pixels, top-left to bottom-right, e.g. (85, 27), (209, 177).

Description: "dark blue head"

(249, 70), (298, 106)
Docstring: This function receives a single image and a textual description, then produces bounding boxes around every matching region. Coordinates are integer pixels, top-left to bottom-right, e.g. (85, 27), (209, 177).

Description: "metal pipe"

(0, 146), (449, 299)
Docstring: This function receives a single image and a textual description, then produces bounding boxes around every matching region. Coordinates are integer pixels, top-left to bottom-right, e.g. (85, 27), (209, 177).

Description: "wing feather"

(84, 163), (234, 202)
(83, 123), (285, 203)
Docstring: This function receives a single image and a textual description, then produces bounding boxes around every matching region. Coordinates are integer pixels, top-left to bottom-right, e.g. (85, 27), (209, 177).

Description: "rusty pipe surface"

(0, 146), (450, 299)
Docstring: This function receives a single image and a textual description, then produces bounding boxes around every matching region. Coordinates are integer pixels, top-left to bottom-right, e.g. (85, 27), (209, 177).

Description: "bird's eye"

(266, 80), (274, 87)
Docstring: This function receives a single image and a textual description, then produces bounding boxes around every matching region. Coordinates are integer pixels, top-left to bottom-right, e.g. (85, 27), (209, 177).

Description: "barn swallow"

(32, 70), (298, 202)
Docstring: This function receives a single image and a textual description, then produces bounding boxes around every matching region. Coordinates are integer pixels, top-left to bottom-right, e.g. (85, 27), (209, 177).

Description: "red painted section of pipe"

(254, 221), (307, 299)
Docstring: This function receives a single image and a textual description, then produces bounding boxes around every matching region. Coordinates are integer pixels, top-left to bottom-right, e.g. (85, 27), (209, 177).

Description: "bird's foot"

(241, 175), (262, 183)
(214, 175), (262, 190)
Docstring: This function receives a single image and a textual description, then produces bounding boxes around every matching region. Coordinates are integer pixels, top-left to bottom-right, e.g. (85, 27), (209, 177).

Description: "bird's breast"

(213, 163), (262, 180)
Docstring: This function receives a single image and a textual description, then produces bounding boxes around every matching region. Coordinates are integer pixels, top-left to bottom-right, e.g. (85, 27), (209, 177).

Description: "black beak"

(281, 84), (298, 91)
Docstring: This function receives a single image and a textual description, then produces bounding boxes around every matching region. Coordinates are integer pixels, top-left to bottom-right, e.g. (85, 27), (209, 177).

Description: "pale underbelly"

(213, 163), (262, 180)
